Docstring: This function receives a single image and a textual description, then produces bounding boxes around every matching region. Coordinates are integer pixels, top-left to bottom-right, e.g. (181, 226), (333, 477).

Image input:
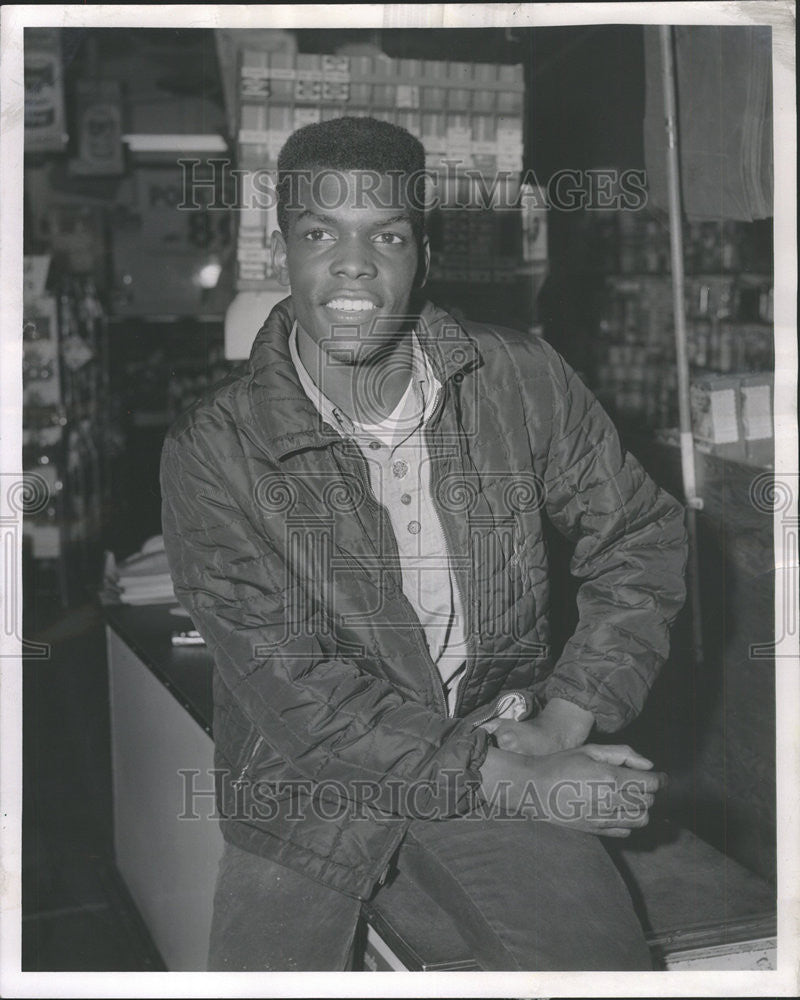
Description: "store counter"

(104, 604), (221, 971)
(105, 604), (777, 972)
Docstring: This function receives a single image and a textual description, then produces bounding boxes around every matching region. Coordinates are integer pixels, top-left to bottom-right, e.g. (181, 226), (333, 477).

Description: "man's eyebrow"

(372, 213), (414, 228)
(295, 209), (338, 227)
(294, 210), (414, 228)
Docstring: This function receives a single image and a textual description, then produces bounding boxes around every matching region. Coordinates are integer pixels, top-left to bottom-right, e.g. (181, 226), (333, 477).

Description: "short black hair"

(276, 116), (426, 244)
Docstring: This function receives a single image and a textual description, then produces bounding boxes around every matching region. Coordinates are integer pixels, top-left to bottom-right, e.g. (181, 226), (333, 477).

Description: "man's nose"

(330, 236), (378, 280)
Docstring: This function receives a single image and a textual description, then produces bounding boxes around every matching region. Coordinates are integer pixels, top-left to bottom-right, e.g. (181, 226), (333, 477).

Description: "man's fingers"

(603, 768), (667, 796)
(629, 770), (668, 793)
(596, 789), (655, 814)
(547, 808), (651, 833)
(591, 810), (650, 829)
(598, 828), (633, 838)
(582, 744), (654, 770)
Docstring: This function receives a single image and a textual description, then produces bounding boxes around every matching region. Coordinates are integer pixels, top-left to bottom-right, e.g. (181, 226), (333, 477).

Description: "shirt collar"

(288, 321), (442, 441)
(241, 296), (481, 462)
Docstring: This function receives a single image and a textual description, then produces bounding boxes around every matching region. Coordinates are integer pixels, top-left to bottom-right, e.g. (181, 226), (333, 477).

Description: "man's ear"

(415, 234), (431, 289)
(271, 230), (291, 287)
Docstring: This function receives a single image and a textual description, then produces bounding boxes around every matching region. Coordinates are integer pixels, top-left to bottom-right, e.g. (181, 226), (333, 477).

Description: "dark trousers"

(207, 816), (652, 972)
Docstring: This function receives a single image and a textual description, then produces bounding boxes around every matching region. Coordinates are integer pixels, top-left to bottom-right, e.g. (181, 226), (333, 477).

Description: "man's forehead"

(283, 167), (422, 218)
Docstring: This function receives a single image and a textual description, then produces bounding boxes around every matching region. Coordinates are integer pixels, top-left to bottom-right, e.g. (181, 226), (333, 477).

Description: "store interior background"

(21, 25), (775, 969)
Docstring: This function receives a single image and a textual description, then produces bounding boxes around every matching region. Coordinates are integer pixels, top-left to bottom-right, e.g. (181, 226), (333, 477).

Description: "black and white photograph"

(1, 3), (797, 997)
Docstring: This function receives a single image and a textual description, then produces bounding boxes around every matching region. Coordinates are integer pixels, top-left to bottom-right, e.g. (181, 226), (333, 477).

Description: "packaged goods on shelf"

(237, 49), (524, 172)
(617, 211), (671, 274)
(234, 50), (527, 293)
(616, 214), (771, 278)
(594, 222), (773, 431)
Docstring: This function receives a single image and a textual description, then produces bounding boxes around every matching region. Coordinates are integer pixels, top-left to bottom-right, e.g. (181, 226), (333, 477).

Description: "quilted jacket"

(160, 297), (688, 898)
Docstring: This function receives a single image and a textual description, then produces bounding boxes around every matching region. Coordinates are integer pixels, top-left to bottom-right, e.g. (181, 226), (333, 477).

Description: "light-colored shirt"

(288, 323), (468, 714)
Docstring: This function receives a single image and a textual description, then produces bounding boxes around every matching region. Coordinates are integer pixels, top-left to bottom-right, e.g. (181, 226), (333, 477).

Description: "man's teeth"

(325, 299), (376, 312)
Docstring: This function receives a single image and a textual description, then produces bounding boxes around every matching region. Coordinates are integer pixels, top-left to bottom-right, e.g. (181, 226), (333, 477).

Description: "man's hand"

(479, 743), (665, 838)
(488, 697), (595, 755)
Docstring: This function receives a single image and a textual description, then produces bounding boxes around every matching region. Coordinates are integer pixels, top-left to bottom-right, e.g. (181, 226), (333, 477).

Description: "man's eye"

(303, 229), (334, 242)
(373, 232), (405, 245)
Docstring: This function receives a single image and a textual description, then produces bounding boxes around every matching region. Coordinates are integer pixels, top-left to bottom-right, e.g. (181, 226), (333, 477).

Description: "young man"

(160, 117), (688, 971)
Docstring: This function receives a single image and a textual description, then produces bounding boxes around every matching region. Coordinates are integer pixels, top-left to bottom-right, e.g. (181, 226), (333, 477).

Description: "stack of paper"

(102, 535), (178, 606)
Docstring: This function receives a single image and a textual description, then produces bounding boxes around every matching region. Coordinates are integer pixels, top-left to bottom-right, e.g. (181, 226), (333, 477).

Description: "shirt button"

(400, 493), (412, 505)
(392, 460), (409, 478)
(407, 520), (421, 534)
(369, 440), (382, 450)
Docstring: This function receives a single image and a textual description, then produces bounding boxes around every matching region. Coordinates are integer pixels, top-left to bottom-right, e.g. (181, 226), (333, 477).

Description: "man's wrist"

(536, 698), (594, 749)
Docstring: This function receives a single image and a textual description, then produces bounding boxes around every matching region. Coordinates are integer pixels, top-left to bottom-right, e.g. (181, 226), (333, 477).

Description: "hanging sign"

(70, 80), (125, 176)
(25, 29), (67, 153)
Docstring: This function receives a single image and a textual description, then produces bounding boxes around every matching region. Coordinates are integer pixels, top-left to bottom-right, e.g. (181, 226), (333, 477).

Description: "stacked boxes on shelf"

(235, 50), (526, 290)
(690, 372), (773, 466)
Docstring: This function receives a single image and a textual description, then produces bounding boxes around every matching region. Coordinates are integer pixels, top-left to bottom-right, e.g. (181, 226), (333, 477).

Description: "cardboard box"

(690, 374), (746, 461)
(690, 371), (774, 466)
(740, 373), (773, 467)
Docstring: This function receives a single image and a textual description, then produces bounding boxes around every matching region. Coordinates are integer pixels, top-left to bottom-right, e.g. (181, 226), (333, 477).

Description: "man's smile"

(323, 297), (379, 314)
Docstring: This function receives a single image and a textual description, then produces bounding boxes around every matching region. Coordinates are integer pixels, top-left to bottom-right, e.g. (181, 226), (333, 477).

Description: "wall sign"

(25, 28), (67, 153)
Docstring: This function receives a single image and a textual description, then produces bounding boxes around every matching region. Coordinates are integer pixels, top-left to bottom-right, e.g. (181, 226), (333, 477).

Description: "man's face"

(271, 170), (429, 366)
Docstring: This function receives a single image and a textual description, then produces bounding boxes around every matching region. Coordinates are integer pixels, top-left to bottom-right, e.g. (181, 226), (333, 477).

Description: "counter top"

(103, 603), (214, 735)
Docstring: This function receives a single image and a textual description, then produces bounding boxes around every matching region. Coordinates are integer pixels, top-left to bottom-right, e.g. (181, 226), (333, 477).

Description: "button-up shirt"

(288, 323), (468, 714)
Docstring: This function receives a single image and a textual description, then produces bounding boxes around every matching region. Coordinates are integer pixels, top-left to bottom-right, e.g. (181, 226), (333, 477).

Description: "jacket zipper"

(424, 385), (477, 719)
(233, 733), (265, 788)
(467, 703), (504, 731)
(465, 690), (531, 731)
(346, 442), (449, 718)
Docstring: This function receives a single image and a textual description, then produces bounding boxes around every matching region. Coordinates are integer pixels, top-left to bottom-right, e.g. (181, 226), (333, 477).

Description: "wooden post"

(659, 24), (704, 667)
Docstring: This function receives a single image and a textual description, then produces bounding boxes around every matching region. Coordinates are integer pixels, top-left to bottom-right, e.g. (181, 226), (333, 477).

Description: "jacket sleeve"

(160, 432), (488, 818)
(538, 349), (688, 732)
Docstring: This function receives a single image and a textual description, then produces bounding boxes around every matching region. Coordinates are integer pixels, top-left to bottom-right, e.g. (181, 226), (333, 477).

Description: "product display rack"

(23, 268), (121, 605)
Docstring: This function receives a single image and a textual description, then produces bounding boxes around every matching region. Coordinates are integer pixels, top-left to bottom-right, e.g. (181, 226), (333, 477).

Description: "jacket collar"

(243, 296), (482, 461)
